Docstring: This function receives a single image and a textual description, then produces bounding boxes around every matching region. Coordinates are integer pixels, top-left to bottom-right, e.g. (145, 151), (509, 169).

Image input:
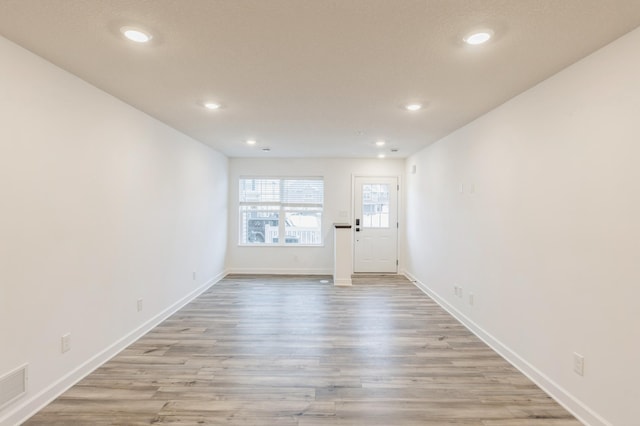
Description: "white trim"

(226, 267), (332, 275)
(237, 244), (325, 248)
(333, 278), (352, 286)
(404, 271), (611, 426)
(0, 270), (228, 426)
(239, 175), (323, 180)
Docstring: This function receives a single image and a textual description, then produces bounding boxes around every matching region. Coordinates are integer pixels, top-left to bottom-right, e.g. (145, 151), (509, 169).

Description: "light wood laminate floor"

(26, 274), (581, 425)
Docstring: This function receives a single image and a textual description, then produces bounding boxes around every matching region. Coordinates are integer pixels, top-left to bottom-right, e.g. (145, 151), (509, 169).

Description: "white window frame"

(238, 177), (324, 246)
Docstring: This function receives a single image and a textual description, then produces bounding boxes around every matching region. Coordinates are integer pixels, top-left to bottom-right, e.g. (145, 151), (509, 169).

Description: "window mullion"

(279, 179), (285, 245)
(279, 204), (285, 245)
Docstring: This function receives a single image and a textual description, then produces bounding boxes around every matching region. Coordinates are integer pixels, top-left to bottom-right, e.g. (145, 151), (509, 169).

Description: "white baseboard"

(226, 267), (333, 275)
(333, 278), (352, 286)
(403, 271), (610, 426)
(1, 270), (228, 426)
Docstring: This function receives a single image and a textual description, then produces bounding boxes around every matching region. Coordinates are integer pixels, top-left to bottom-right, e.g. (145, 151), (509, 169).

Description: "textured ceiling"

(1, 0), (639, 158)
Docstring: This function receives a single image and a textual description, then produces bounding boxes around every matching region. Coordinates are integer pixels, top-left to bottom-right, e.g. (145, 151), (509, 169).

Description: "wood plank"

(25, 274), (581, 425)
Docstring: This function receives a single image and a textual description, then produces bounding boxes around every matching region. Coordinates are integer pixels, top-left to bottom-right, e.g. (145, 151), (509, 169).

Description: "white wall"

(404, 27), (640, 426)
(0, 36), (228, 425)
(227, 158), (404, 274)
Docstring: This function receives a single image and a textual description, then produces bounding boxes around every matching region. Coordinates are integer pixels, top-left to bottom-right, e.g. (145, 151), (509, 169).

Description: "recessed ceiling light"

(464, 30), (493, 45)
(246, 139), (257, 146)
(377, 153), (386, 159)
(120, 27), (152, 43)
(376, 140), (386, 147)
(405, 104), (422, 111)
(203, 102), (221, 110)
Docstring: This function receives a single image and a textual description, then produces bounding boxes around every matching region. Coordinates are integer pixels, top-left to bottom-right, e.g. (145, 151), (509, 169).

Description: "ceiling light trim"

(203, 102), (222, 110)
(120, 26), (153, 43)
(463, 29), (494, 45)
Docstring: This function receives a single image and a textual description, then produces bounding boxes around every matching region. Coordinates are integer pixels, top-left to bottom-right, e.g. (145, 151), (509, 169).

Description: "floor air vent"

(0, 364), (27, 410)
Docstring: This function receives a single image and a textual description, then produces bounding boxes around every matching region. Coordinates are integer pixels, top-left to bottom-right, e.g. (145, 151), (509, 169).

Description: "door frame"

(351, 174), (402, 274)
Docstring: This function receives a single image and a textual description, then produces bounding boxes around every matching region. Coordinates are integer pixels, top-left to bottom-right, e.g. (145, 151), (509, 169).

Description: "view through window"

(239, 177), (324, 245)
(362, 183), (390, 228)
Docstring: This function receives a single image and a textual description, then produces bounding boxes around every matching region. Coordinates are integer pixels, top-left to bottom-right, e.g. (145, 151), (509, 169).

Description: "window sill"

(237, 244), (325, 248)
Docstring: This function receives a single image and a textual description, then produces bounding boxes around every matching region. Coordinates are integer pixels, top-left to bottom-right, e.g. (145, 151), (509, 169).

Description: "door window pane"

(362, 184), (389, 228)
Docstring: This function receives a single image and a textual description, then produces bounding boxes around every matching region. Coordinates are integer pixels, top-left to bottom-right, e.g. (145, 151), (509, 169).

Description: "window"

(239, 177), (324, 245)
(362, 183), (390, 228)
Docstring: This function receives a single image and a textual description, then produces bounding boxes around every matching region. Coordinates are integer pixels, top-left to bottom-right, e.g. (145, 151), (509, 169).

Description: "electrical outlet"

(573, 352), (584, 376)
(61, 333), (71, 353)
(469, 292), (474, 306)
(137, 298), (143, 312)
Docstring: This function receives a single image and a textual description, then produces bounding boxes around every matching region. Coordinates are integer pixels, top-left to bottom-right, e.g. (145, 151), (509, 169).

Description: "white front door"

(353, 176), (398, 273)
